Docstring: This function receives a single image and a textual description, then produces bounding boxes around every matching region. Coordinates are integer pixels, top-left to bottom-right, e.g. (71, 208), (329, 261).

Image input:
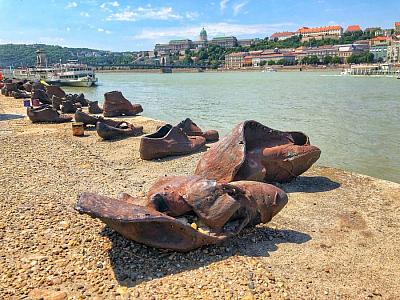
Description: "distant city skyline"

(0, 0), (399, 51)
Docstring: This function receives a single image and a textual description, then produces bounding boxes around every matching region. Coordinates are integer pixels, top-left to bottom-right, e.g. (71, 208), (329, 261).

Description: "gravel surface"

(1, 95), (399, 300)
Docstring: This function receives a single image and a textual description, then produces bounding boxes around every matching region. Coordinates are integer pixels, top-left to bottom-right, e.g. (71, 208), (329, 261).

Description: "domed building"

(199, 28), (208, 42)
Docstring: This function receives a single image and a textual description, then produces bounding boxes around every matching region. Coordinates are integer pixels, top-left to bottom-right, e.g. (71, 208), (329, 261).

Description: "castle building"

(199, 28), (207, 42)
(297, 25), (343, 42)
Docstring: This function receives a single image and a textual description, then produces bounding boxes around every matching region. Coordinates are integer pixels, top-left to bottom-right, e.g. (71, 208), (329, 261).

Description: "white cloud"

(65, 1), (78, 9)
(107, 6), (183, 21)
(97, 28), (111, 34)
(80, 11), (90, 17)
(38, 37), (66, 45)
(100, 1), (119, 12)
(132, 22), (294, 41)
(185, 11), (199, 20)
(220, 0), (229, 11)
(233, 1), (248, 16)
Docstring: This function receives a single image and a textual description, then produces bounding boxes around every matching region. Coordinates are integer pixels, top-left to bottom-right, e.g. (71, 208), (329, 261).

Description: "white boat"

(262, 67), (277, 73)
(55, 61), (98, 87)
(12, 51), (97, 87)
(13, 67), (61, 84)
(340, 69), (351, 76)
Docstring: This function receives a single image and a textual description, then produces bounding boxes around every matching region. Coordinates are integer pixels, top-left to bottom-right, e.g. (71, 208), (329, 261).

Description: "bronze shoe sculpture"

(45, 85), (66, 99)
(177, 118), (219, 142)
(88, 101), (103, 114)
(195, 120), (321, 183)
(51, 95), (63, 111)
(139, 124), (206, 160)
(103, 91), (143, 117)
(96, 121), (143, 140)
(75, 176), (287, 251)
(74, 110), (103, 126)
(61, 100), (78, 114)
(31, 89), (50, 104)
(27, 106), (72, 123)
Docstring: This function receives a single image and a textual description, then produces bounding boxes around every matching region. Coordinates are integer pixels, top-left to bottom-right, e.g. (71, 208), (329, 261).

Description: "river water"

(63, 71), (400, 183)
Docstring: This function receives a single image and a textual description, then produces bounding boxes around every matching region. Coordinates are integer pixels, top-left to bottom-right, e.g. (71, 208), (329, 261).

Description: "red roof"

(346, 25), (362, 32)
(270, 31), (295, 38)
(297, 25), (342, 34)
(372, 36), (389, 41)
(395, 22), (400, 27)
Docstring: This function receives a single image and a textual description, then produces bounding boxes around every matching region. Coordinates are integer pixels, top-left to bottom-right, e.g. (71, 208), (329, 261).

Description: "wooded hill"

(0, 44), (135, 67)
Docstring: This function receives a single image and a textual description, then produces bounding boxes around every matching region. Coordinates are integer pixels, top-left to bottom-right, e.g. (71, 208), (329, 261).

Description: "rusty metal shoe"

(27, 106), (72, 123)
(45, 85), (66, 99)
(74, 110), (103, 126)
(61, 100), (78, 114)
(96, 121), (143, 140)
(76, 192), (225, 251)
(195, 120), (321, 183)
(103, 91), (143, 117)
(51, 95), (63, 111)
(139, 124), (206, 160)
(177, 118), (219, 142)
(88, 101), (103, 114)
(75, 176), (287, 251)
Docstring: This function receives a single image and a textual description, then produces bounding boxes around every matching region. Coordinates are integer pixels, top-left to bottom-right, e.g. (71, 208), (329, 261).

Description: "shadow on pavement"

(0, 113), (25, 121)
(101, 225), (311, 287)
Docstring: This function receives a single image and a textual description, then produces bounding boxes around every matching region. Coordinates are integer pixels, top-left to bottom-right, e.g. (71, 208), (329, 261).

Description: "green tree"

(331, 56), (341, 64)
(308, 55), (320, 65)
(322, 55), (333, 65)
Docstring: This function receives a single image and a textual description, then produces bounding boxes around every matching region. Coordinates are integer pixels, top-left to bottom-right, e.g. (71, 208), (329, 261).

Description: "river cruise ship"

(12, 50), (97, 87)
(13, 61), (98, 87)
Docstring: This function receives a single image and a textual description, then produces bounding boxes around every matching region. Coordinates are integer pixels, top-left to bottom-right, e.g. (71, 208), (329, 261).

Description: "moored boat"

(12, 50), (97, 87)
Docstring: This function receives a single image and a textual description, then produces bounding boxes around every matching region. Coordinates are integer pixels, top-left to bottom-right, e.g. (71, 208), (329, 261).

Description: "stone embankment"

(1, 95), (399, 299)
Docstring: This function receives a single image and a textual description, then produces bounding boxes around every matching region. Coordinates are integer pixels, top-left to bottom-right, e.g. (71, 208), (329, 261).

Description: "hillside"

(0, 44), (135, 67)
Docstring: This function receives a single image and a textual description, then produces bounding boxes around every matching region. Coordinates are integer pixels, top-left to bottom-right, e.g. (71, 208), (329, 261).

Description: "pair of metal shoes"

(139, 118), (219, 160)
(27, 105), (72, 123)
(76, 120), (321, 251)
(76, 176), (288, 251)
(74, 110), (143, 140)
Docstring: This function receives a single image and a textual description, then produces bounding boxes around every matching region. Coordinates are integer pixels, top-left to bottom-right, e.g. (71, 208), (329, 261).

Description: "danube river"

(64, 71), (400, 183)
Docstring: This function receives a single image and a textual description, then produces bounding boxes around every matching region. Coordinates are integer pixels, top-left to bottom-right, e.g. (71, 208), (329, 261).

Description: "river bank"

(96, 65), (344, 73)
(1, 94), (400, 299)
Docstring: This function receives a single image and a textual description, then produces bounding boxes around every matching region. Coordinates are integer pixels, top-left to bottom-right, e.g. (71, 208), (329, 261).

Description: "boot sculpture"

(88, 101), (103, 114)
(103, 91), (143, 117)
(96, 121), (143, 140)
(61, 100), (77, 114)
(75, 176), (288, 251)
(51, 95), (63, 111)
(74, 110), (103, 126)
(27, 106), (72, 123)
(177, 118), (219, 142)
(139, 124), (206, 160)
(195, 120), (321, 183)
(45, 85), (66, 99)
(31, 89), (50, 104)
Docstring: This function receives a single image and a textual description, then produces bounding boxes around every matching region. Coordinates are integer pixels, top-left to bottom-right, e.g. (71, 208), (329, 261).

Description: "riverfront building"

(370, 45), (388, 62)
(224, 52), (248, 69)
(387, 40), (400, 63)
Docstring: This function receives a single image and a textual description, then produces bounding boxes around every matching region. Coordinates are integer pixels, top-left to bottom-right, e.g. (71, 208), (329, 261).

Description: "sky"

(0, 0), (399, 51)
